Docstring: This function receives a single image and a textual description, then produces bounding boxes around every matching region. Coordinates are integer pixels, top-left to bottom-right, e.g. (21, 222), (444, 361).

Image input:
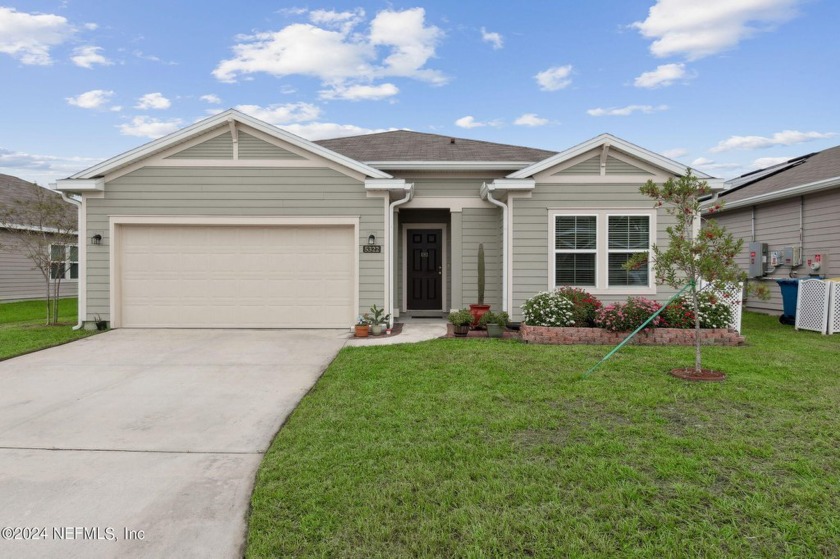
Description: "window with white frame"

(49, 244), (78, 280)
(551, 210), (653, 292)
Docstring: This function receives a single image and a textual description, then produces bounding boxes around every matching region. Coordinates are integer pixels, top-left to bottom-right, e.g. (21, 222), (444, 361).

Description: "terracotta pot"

(354, 324), (370, 337)
(469, 304), (491, 326)
(453, 324), (470, 337)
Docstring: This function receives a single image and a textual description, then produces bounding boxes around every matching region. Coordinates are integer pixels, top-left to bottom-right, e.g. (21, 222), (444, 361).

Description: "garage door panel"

(118, 225), (355, 328)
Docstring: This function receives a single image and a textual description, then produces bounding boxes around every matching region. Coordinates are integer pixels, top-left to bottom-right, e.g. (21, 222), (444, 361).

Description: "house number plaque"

(363, 245), (382, 253)
(420, 250), (429, 258)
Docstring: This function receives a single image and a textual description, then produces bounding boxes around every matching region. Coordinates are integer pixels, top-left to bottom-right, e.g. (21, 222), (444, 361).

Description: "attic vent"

(450, 138), (455, 144)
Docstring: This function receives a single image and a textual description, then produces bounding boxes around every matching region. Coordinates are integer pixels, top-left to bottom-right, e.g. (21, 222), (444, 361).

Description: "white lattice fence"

(829, 282), (840, 335)
(796, 279), (830, 334)
(701, 281), (743, 333)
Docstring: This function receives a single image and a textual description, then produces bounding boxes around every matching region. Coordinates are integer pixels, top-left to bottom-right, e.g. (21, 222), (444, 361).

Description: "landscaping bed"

(521, 325), (744, 346)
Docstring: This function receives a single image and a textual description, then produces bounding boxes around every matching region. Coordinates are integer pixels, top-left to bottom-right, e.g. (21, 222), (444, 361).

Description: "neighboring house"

(710, 145), (840, 314)
(56, 109), (719, 329)
(0, 173), (79, 302)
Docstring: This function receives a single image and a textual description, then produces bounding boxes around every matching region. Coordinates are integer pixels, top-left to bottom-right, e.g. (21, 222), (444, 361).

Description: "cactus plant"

(477, 243), (485, 305)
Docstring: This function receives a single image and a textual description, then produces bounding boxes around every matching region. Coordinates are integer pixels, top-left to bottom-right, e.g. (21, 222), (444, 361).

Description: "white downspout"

(58, 190), (84, 330)
(481, 184), (509, 313)
(388, 186), (413, 327)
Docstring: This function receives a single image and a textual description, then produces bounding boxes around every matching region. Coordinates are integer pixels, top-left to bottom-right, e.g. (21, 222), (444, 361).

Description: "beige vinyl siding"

(511, 182), (675, 322)
(0, 230), (78, 301)
(461, 208), (502, 310)
(552, 156), (600, 176)
(714, 188), (840, 314)
(166, 132), (233, 159)
(605, 156), (653, 175)
(238, 132), (305, 160)
(411, 178), (484, 198)
(85, 166), (384, 322)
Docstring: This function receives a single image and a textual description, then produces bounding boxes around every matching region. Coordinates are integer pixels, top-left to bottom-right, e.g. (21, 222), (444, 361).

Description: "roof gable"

(315, 130), (556, 163)
(509, 133), (711, 181)
(64, 109), (391, 182)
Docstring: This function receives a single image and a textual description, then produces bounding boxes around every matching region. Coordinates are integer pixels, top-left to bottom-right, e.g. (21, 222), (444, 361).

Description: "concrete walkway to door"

(0, 329), (347, 559)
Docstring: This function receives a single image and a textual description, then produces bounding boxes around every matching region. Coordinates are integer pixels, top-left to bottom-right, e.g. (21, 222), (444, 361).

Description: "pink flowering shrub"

(595, 297), (663, 332)
(555, 287), (602, 327)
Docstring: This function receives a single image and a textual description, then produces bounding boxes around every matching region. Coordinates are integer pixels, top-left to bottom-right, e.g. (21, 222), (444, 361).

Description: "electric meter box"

(783, 247), (802, 267)
(749, 242), (768, 277)
(806, 253), (828, 275)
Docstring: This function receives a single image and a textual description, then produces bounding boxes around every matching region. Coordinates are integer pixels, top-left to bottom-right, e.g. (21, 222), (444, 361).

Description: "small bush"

(661, 298), (695, 329)
(521, 291), (575, 327)
(555, 287), (602, 327)
(479, 310), (509, 328)
(447, 308), (473, 326)
(661, 291), (735, 329)
(596, 297), (663, 332)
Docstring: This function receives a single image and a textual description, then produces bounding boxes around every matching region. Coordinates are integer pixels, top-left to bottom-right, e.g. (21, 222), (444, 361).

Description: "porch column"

(450, 209), (463, 310)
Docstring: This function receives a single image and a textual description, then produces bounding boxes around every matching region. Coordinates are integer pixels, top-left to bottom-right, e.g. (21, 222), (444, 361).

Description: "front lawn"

(0, 298), (96, 361)
(247, 312), (840, 558)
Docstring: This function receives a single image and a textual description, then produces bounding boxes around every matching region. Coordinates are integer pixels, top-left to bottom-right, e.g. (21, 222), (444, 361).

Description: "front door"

(407, 229), (442, 310)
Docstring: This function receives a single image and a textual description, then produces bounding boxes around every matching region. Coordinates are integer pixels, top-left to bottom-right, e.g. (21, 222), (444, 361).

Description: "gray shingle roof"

(315, 130), (557, 163)
(0, 173), (77, 227)
(720, 145), (840, 204)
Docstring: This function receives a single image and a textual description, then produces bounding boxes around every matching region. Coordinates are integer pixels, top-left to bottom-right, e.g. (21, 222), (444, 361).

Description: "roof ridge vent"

(449, 138), (455, 144)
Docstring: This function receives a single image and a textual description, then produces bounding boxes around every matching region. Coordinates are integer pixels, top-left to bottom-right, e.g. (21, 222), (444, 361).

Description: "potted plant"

(448, 308), (473, 336)
(479, 310), (509, 338)
(354, 314), (371, 337)
(368, 304), (390, 335)
(469, 243), (491, 325)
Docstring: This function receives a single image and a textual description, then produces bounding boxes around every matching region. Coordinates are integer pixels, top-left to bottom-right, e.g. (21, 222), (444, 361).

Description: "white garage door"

(117, 225), (356, 328)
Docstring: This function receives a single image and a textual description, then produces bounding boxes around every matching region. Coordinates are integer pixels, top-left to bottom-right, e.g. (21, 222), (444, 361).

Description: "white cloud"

(587, 104), (668, 117)
(212, 7), (444, 100)
(481, 27), (503, 49)
(535, 65), (573, 91)
(71, 45), (112, 69)
(132, 50), (178, 65)
(514, 113), (548, 127)
(690, 157), (742, 171)
(661, 147), (688, 159)
(454, 116), (501, 129)
(751, 156), (791, 169)
(200, 94), (221, 104)
(135, 92), (171, 110)
(118, 116), (183, 139)
(632, 0), (801, 60)
(280, 122), (394, 141)
(66, 89), (115, 109)
(0, 147), (102, 184)
(233, 103), (322, 125)
(83, 23), (98, 31)
(634, 63), (690, 88)
(710, 130), (836, 152)
(320, 82), (399, 101)
(0, 6), (76, 65)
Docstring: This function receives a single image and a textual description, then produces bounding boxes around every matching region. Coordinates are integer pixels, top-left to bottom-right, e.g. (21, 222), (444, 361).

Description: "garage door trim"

(109, 216), (360, 328)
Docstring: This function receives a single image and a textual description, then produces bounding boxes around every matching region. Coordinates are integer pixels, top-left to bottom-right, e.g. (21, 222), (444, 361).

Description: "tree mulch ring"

(669, 368), (726, 382)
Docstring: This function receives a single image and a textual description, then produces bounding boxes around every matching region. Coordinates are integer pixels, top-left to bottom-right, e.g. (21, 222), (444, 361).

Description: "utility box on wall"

(749, 242), (768, 277)
(806, 253), (829, 275)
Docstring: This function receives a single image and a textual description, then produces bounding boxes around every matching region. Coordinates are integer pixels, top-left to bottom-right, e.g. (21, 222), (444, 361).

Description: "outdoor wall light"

(368, 234), (376, 245)
(91, 234), (102, 245)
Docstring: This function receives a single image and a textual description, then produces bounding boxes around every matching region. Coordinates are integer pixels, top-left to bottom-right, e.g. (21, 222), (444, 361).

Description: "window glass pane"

(608, 253), (648, 286)
(608, 216), (649, 250)
(68, 245), (79, 262)
(49, 263), (62, 280)
(555, 253), (595, 286)
(50, 245), (64, 261)
(556, 216), (596, 250)
(69, 263), (79, 279)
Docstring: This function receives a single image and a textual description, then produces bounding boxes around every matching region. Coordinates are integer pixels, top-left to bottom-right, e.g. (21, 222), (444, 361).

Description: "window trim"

(552, 213), (598, 288)
(548, 208), (656, 295)
(49, 243), (79, 282)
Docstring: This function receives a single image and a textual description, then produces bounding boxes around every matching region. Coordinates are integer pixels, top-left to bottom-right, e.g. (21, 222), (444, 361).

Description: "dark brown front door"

(407, 229), (442, 310)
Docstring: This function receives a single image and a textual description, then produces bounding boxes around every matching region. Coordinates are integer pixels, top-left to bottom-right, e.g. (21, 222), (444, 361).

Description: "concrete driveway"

(0, 329), (348, 558)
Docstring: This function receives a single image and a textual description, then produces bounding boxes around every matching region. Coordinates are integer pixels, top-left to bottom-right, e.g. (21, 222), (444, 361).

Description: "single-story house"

(0, 173), (79, 301)
(56, 109), (719, 329)
(710, 145), (840, 314)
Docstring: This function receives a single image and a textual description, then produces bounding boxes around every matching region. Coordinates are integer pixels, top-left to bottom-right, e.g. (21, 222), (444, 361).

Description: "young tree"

(626, 170), (766, 375)
(0, 183), (78, 325)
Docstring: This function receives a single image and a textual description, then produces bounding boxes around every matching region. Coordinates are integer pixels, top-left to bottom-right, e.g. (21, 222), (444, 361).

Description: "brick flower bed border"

(521, 325), (745, 346)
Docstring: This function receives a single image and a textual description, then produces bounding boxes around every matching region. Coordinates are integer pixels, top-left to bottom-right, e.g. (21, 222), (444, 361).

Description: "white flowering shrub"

(521, 290), (575, 327)
(694, 291), (734, 329)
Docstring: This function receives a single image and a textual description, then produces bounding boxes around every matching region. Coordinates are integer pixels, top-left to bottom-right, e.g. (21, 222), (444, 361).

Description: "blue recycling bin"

(776, 278), (801, 325)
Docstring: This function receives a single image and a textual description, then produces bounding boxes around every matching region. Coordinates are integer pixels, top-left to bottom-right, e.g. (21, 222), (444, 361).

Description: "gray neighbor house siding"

(84, 166), (385, 322)
(0, 229), (78, 301)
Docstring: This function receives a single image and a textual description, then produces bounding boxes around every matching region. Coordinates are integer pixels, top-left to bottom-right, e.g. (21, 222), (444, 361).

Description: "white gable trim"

(509, 133), (711, 180)
(64, 109), (391, 182)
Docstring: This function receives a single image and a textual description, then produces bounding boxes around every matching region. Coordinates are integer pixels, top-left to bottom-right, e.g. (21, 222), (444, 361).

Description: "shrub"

(479, 310), (509, 328)
(447, 308), (473, 326)
(595, 297), (663, 332)
(661, 298), (695, 329)
(696, 290), (734, 329)
(521, 291), (575, 327)
(555, 287), (602, 327)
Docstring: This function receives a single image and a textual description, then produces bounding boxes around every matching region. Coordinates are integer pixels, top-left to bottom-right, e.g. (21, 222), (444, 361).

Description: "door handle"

(438, 266), (442, 276)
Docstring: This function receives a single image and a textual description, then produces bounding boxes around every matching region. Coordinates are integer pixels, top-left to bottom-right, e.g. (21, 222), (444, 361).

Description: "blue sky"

(1, 0), (838, 185)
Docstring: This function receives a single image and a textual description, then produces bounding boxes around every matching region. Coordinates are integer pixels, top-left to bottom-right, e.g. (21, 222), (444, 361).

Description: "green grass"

(247, 312), (840, 558)
(0, 298), (96, 360)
